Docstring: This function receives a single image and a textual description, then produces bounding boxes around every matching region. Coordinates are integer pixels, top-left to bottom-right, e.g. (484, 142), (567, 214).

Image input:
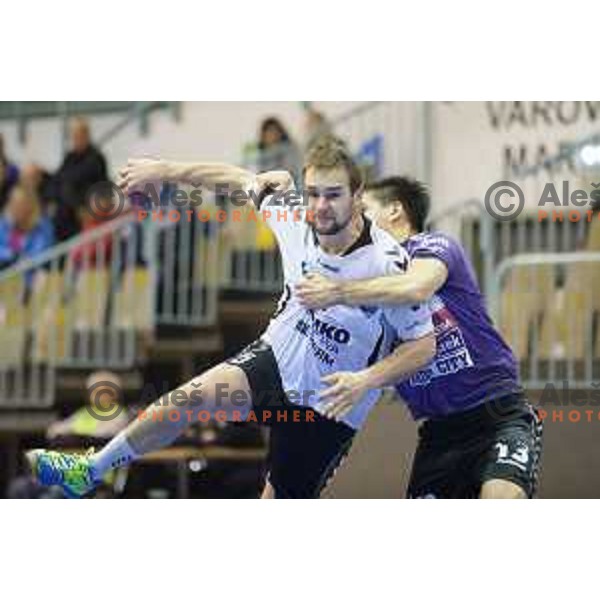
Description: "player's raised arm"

(118, 158), (254, 194)
(118, 158), (294, 205)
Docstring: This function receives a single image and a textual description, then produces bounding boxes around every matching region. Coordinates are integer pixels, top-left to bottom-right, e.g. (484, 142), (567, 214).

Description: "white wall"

(0, 101), (368, 175)
(431, 101), (600, 212)
(5, 101), (598, 213)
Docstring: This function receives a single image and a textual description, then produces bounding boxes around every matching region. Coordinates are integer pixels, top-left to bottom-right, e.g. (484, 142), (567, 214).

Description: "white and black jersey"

(252, 187), (433, 430)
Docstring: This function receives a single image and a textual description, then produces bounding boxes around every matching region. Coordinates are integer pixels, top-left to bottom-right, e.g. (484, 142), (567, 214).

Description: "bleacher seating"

(30, 270), (69, 364)
(0, 275), (26, 366)
(538, 290), (590, 361)
(112, 268), (153, 332)
(499, 264), (555, 359)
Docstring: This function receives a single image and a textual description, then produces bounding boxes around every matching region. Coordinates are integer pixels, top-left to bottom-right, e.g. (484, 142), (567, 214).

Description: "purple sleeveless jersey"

(395, 232), (522, 420)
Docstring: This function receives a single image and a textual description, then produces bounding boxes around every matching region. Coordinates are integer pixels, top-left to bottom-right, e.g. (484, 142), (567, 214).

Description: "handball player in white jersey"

(27, 136), (435, 499)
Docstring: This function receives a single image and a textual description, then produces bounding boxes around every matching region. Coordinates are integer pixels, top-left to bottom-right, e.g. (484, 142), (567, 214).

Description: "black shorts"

(407, 394), (543, 499)
(227, 339), (356, 498)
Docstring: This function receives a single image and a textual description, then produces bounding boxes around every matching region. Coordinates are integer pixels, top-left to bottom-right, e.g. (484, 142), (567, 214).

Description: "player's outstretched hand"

(118, 158), (168, 195)
(255, 170), (294, 195)
(295, 272), (340, 310)
(317, 371), (369, 420)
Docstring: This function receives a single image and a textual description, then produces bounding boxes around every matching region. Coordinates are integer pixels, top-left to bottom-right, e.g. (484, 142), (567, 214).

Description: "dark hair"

(366, 176), (430, 232)
(258, 117), (290, 150)
(303, 135), (362, 195)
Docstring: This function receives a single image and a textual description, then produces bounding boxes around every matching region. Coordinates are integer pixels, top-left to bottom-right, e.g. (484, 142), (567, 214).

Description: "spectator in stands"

(47, 371), (129, 439)
(303, 103), (332, 150)
(52, 117), (108, 242)
(0, 133), (20, 210)
(257, 117), (301, 179)
(0, 183), (54, 271)
(68, 184), (127, 269)
(69, 208), (113, 268)
(20, 163), (55, 213)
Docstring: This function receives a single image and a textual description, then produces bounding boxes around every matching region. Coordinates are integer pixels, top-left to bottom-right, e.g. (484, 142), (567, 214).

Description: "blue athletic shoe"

(26, 449), (99, 498)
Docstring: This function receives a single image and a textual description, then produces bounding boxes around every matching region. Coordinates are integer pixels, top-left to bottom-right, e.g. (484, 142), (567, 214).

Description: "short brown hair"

(303, 135), (363, 194)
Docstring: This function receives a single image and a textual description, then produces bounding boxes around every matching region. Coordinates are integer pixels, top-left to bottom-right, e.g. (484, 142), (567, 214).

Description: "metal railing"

(149, 199), (220, 326)
(0, 214), (137, 407)
(220, 145), (288, 293)
(425, 190), (600, 390)
(0, 101), (179, 148)
(0, 213), (142, 359)
(474, 128), (600, 386)
(0, 199), (219, 407)
(0, 102), (174, 121)
(489, 252), (600, 388)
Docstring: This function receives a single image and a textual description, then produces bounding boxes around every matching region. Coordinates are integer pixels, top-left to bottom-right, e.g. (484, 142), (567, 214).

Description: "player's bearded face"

(304, 167), (357, 235)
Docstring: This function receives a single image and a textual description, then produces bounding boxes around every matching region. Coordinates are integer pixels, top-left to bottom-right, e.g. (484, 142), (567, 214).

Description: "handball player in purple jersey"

(295, 176), (543, 499)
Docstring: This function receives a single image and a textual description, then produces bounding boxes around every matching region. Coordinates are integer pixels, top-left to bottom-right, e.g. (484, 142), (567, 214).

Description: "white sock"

(91, 435), (138, 477)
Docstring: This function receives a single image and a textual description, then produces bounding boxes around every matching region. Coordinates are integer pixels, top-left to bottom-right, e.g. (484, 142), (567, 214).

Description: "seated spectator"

(0, 183), (54, 271)
(69, 206), (116, 269)
(20, 163), (55, 213)
(52, 117), (108, 242)
(69, 184), (135, 269)
(0, 133), (19, 210)
(257, 117), (301, 179)
(47, 371), (129, 440)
